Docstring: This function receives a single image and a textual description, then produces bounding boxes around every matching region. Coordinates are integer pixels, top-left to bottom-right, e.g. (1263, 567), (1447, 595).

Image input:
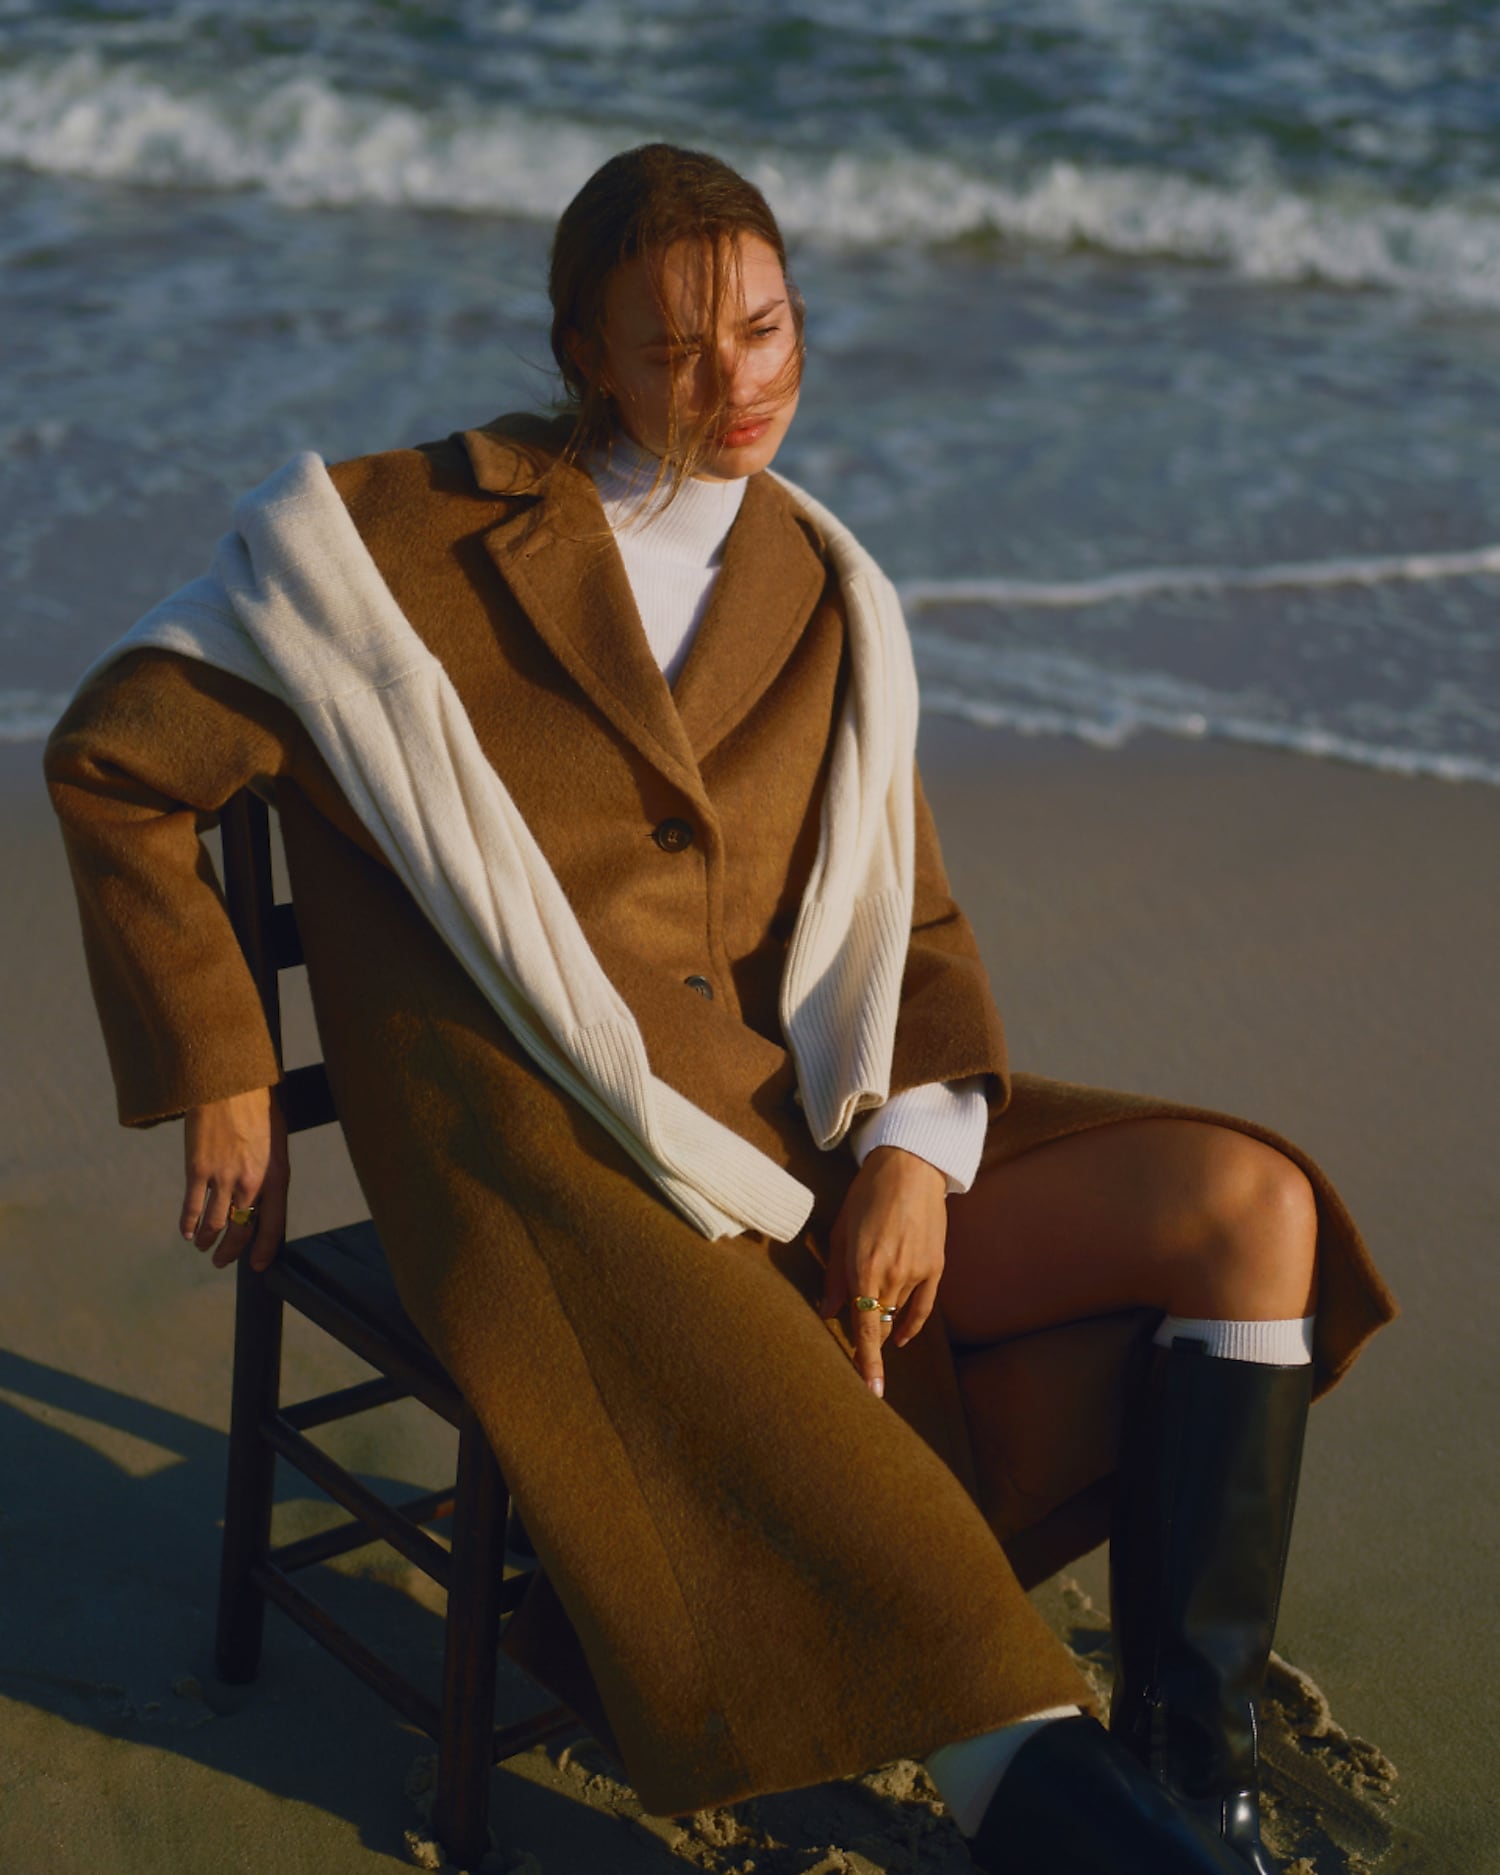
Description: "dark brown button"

(684, 975), (714, 1000)
(652, 818), (694, 853)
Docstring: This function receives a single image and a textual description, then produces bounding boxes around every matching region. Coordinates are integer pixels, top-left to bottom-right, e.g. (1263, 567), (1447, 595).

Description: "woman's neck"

(587, 433), (747, 561)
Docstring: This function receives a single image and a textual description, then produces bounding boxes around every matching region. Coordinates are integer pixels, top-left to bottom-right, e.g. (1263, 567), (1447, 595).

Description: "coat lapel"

(670, 471), (832, 763)
(460, 417), (832, 784)
(462, 417), (704, 794)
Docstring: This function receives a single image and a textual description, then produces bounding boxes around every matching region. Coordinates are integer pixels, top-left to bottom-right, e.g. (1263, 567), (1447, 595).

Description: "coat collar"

(670, 472), (831, 760)
(458, 414), (832, 781)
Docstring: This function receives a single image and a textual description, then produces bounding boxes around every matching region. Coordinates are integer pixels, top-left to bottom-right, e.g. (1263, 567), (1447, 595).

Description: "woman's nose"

(716, 336), (758, 404)
(713, 346), (741, 402)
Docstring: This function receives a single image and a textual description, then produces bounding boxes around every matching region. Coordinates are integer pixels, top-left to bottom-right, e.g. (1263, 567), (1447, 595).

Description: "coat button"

(684, 975), (714, 1000)
(652, 818), (694, 853)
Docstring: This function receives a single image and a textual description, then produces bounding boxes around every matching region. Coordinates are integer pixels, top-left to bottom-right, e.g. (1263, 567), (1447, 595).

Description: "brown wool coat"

(45, 413), (1397, 1816)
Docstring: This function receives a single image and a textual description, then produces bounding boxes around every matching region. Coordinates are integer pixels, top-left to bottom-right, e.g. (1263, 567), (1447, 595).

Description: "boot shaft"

(1110, 1339), (1312, 1796)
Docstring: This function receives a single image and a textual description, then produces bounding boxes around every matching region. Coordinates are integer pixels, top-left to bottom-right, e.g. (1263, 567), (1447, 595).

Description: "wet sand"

(2, 725), (1494, 1873)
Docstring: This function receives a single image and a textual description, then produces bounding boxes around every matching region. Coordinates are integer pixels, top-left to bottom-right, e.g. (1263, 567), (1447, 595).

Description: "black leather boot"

(1108, 1336), (1314, 1875)
(968, 1714), (1249, 1873)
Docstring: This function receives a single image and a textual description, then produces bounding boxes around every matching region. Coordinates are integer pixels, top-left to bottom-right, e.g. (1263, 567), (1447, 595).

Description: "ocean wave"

(918, 682), (1500, 787)
(0, 52), (622, 217)
(7, 53), (1500, 304)
(912, 636), (1500, 788)
(0, 691), (71, 742)
(900, 541), (1500, 613)
(764, 154), (1500, 308)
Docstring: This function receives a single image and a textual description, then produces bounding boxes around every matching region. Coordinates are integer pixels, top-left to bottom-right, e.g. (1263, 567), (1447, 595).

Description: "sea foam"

(900, 542), (1500, 613)
(913, 643), (1500, 788)
(0, 692), (73, 743)
(6, 53), (1500, 306)
(901, 538), (1500, 787)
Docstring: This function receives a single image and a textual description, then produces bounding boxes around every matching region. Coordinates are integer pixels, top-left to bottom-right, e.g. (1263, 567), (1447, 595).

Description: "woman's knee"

(1164, 1126), (1319, 1313)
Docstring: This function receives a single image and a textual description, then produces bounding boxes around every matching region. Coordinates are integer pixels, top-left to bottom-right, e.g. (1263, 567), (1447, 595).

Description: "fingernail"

(869, 1377), (884, 1399)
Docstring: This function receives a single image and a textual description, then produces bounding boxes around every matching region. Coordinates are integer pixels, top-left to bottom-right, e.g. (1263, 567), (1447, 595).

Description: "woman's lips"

(718, 416), (770, 448)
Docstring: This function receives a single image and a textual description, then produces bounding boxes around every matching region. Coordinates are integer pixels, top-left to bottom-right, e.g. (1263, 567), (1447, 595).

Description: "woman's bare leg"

(940, 1118), (1318, 1348)
(931, 1119), (1319, 1862)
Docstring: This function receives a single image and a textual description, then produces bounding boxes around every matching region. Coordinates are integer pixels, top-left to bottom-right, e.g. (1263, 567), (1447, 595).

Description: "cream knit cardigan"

(76, 452), (920, 1242)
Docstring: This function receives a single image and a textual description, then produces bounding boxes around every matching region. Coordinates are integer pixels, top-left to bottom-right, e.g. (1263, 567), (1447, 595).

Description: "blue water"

(5, 0), (1500, 782)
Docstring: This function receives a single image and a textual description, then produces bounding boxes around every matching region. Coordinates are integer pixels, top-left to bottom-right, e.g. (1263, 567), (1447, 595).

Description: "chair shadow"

(0, 1345), (1015, 1872)
(7, 1345), (1417, 1875)
(0, 1344), (634, 1867)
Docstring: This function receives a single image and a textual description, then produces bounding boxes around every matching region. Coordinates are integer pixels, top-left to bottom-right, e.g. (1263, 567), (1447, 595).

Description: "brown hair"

(549, 143), (804, 487)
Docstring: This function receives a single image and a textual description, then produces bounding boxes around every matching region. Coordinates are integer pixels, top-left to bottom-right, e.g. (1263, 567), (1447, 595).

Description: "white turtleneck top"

(587, 439), (987, 1194)
(589, 440), (747, 684)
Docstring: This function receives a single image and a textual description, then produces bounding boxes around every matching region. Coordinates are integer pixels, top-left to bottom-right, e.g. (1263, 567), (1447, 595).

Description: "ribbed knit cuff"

(849, 1076), (989, 1194)
(1152, 1314), (1316, 1365)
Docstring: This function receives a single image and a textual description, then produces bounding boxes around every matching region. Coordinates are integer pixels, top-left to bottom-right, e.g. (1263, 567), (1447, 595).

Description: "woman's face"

(586, 233), (801, 480)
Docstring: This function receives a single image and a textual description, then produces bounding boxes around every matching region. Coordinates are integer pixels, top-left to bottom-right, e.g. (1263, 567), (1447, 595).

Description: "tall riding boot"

(1108, 1335), (1313, 1875)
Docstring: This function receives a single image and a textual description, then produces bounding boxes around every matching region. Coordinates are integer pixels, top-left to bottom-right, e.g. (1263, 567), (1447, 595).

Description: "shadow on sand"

(0, 1345), (663, 1871)
(0, 1346), (1432, 1875)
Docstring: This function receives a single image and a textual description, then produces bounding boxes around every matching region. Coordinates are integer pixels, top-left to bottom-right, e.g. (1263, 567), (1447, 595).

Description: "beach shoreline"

(3, 724), (1494, 1871)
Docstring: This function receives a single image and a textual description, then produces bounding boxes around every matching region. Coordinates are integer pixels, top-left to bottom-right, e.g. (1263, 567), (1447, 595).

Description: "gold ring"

(856, 1295), (901, 1325)
(228, 1204), (258, 1227)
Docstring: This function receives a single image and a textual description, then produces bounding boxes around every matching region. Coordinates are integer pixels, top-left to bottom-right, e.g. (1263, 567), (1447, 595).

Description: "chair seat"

(278, 1220), (456, 1401)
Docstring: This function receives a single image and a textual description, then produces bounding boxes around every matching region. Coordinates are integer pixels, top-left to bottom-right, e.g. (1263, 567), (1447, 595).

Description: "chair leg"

(216, 1257), (284, 1683)
(431, 1407), (508, 1870)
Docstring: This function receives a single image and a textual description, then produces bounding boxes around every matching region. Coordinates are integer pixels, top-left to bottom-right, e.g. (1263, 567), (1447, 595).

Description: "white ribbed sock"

(924, 1705), (1082, 1837)
(1152, 1313), (1315, 1365)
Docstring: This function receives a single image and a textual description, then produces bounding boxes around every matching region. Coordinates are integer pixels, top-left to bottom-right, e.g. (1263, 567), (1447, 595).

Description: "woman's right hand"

(180, 1087), (289, 1272)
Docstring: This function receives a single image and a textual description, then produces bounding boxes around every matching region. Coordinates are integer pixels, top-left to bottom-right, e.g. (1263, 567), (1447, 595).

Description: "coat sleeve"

(43, 647), (305, 1127)
(885, 764), (1011, 1107)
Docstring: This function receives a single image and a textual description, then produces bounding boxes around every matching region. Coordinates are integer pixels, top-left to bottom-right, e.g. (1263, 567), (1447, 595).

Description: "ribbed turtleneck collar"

(587, 434), (748, 564)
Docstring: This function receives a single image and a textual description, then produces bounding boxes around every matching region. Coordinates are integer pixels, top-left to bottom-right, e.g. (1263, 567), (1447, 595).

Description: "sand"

(1, 724), (1494, 1874)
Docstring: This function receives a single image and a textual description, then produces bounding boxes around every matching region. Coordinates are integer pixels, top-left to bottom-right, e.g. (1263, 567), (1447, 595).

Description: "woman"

(45, 144), (1395, 1874)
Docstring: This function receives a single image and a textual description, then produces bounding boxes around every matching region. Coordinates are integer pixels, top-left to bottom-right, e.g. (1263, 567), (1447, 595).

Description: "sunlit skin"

(179, 231), (1318, 1412)
(574, 234), (801, 480)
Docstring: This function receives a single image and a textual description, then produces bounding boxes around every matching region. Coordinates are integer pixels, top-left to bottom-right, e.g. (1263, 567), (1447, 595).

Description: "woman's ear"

(566, 328), (605, 392)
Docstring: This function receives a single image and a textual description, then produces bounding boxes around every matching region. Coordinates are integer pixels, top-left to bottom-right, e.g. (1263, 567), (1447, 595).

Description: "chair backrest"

(218, 791), (338, 1135)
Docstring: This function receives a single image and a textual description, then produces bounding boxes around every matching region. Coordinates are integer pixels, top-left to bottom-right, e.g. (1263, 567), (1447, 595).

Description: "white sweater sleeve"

(848, 1076), (989, 1194)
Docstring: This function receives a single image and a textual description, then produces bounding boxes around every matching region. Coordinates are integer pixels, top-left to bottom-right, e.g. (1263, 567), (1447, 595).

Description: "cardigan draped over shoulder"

(44, 413), (1397, 1816)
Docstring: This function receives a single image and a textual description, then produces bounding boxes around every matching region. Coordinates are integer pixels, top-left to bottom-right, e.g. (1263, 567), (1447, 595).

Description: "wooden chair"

(213, 790), (574, 1868)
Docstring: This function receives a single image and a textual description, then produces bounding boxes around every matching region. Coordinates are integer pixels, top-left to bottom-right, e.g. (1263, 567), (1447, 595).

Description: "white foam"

(900, 541), (1500, 613)
(7, 52), (1500, 306)
(918, 681), (1500, 787)
(0, 53), (620, 216)
(912, 632), (1500, 787)
(0, 692), (72, 743)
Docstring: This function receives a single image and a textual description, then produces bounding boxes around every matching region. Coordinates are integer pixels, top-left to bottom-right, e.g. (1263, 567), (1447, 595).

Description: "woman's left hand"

(821, 1145), (948, 1399)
